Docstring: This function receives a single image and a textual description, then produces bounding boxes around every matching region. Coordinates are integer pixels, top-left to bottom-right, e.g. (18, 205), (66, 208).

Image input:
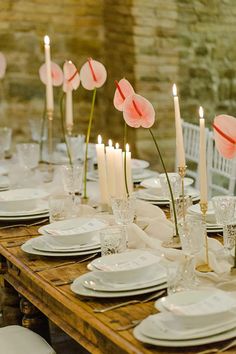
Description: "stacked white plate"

(0, 175), (9, 191)
(136, 186), (200, 206)
(134, 289), (236, 347)
(21, 217), (109, 257)
(71, 250), (167, 298)
(140, 176), (194, 189)
(0, 188), (49, 221)
(188, 202), (223, 233)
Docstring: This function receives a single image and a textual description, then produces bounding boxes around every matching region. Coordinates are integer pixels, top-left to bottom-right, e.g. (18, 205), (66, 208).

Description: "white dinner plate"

(0, 201), (49, 217)
(21, 238), (100, 257)
(31, 235), (100, 253)
(138, 313), (236, 341)
(70, 273), (167, 298)
(0, 166), (8, 175)
(141, 176), (194, 189)
(0, 212), (49, 221)
(131, 159), (149, 171)
(137, 187), (199, 202)
(38, 217), (108, 236)
(188, 202), (215, 216)
(133, 321), (236, 347)
(82, 271), (166, 292)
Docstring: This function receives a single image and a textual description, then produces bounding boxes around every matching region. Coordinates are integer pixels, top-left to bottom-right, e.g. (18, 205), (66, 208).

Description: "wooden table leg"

(0, 279), (22, 327)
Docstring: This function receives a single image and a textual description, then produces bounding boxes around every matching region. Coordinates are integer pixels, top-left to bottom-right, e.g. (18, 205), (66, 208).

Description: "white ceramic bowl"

(131, 159), (150, 174)
(38, 217), (108, 244)
(155, 289), (236, 327)
(0, 188), (48, 212)
(90, 250), (162, 283)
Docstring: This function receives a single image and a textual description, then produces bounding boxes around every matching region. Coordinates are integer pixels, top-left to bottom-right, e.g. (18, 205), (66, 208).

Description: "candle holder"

(231, 233), (236, 275)
(178, 165), (187, 223)
(46, 109), (54, 181)
(196, 202), (213, 273)
(66, 125), (73, 136)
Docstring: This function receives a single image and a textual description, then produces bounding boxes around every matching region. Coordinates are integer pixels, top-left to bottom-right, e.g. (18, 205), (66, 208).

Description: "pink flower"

(113, 78), (135, 111)
(213, 114), (236, 159)
(80, 58), (107, 90)
(123, 93), (155, 128)
(0, 52), (7, 79)
(63, 60), (80, 92)
(39, 62), (63, 87)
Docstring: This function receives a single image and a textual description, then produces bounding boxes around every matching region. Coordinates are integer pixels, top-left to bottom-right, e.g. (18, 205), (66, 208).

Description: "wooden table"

(0, 224), (234, 354)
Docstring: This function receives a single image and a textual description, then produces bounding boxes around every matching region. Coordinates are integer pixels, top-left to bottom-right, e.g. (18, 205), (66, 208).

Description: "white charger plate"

(133, 321), (236, 347)
(0, 201), (49, 217)
(32, 235), (100, 253)
(0, 212), (49, 221)
(138, 313), (236, 341)
(71, 273), (167, 298)
(21, 238), (100, 257)
(141, 176), (194, 189)
(0, 188), (49, 201)
(83, 271), (166, 292)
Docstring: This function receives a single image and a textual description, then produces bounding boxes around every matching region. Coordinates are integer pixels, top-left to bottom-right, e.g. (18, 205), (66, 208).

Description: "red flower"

(113, 78), (135, 111)
(123, 93), (155, 128)
(213, 115), (236, 159)
(63, 60), (80, 92)
(80, 58), (107, 90)
(39, 62), (63, 87)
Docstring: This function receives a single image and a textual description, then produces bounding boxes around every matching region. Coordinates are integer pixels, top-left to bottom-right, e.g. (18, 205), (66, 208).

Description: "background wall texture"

(0, 0), (235, 170)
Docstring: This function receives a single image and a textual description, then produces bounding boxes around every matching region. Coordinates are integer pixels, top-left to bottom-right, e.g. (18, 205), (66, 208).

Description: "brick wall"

(0, 0), (235, 170)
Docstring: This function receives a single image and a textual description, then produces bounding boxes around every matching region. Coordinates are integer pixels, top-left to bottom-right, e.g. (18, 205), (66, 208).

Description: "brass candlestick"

(178, 165), (187, 223)
(47, 109), (54, 179)
(196, 202), (213, 273)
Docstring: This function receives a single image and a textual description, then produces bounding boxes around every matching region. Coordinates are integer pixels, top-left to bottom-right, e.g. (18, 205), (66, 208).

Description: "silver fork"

(197, 338), (236, 354)
(93, 289), (166, 313)
(0, 218), (49, 230)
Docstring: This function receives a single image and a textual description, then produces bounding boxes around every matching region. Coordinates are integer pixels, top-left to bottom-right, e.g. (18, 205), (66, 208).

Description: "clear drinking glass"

(29, 119), (47, 143)
(111, 195), (136, 244)
(212, 196), (236, 252)
(179, 214), (205, 255)
(166, 259), (193, 295)
(100, 226), (127, 256)
(61, 163), (84, 202)
(16, 143), (40, 170)
(159, 172), (181, 199)
(49, 194), (73, 223)
(66, 134), (85, 161)
(170, 195), (192, 224)
(0, 127), (12, 157)
(222, 220), (236, 252)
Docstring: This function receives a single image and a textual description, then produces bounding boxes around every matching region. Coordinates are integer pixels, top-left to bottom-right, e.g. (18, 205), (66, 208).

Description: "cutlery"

(34, 252), (99, 272)
(93, 289), (166, 313)
(0, 218), (49, 230)
(197, 339), (236, 353)
(116, 319), (142, 331)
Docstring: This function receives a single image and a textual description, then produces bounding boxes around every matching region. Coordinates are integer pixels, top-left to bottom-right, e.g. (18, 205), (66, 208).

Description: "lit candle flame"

(108, 139), (113, 147)
(199, 106), (204, 119)
(115, 143), (119, 149)
(68, 60), (72, 64)
(126, 143), (129, 153)
(172, 83), (177, 97)
(44, 35), (50, 45)
(98, 135), (102, 144)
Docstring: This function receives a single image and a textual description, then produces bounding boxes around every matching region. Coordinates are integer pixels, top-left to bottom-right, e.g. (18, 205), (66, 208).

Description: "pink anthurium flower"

(113, 78), (135, 111)
(39, 62), (63, 87)
(80, 58), (107, 90)
(63, 60), (80, 92)
(213, 114), (236, 159)
(123, 93), (155, 128)
(0, 52), (7, 79)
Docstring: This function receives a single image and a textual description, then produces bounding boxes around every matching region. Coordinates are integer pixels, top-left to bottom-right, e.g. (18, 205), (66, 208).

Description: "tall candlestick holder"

(47, 109), (54, 180)
(196, 202), (213, 273)
(231, 232), (236, 275)
(178, 165), (187, 223)
(66, 125), (73, 136)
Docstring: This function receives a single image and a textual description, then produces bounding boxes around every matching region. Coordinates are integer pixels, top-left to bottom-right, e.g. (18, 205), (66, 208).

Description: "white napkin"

(135, 199), (166, 220)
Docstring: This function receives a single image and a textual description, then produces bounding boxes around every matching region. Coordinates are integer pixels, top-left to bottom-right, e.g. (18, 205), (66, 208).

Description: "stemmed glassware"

(212, 196), (236, 254)
(61, 163), (84, 214)
(111, 195), (136, 245)
(0, 127), (12, 159)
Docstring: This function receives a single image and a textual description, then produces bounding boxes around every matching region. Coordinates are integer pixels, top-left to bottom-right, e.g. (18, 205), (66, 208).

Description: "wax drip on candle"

(115, 143), (119, 149)
(108, 139), (113, 147)
(98, 135), (102, 144)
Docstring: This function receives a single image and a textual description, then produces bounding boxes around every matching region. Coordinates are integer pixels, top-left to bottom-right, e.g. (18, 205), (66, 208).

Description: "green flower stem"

(123, 122), (129, 197)
(39, 99), (46, 162)
(149, 128), (179, 237)
(59, 92), (72, 166)
(83, 88), (97, 199)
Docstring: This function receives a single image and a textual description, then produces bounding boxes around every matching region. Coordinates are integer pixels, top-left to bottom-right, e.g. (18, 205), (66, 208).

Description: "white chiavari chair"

(207, 131), (236, 198)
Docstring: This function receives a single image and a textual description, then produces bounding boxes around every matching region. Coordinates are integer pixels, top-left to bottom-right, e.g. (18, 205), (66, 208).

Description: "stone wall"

(0, 0), (235, 169)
